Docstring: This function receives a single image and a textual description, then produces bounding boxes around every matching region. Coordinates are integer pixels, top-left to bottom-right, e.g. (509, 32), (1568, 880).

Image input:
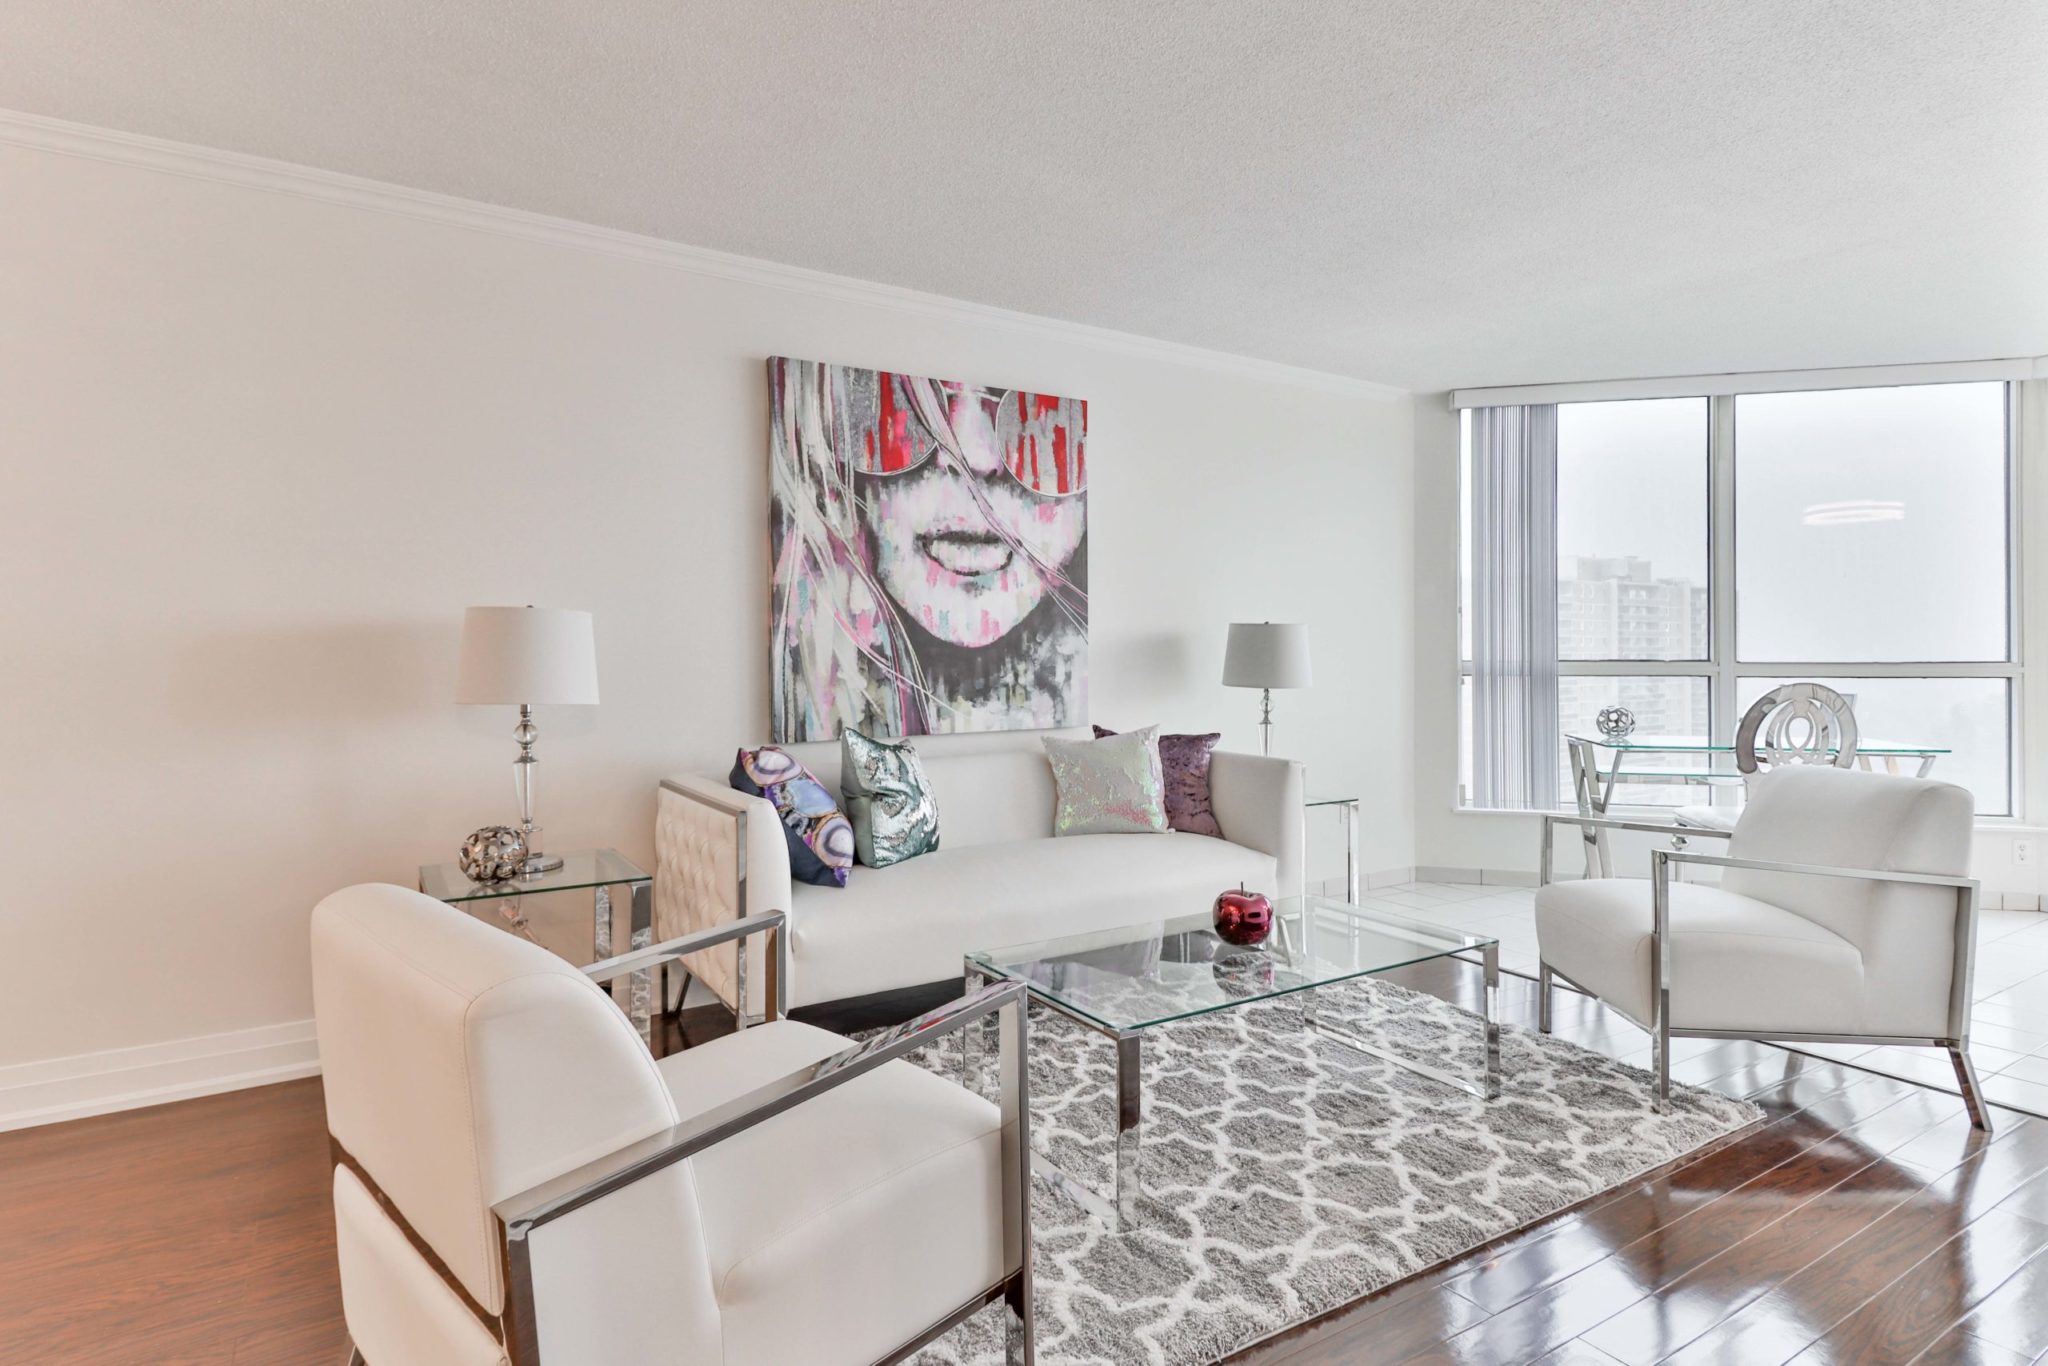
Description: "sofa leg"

(1003, 1267), (1035, 1365)
(1948, 1042), (1995, 1134)
(1537, 962), (1554, 1034)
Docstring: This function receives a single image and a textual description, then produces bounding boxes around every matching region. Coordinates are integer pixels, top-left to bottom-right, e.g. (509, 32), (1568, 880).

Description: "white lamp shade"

(1222, 622), (1312, 690)
(455, 606), (600, 705)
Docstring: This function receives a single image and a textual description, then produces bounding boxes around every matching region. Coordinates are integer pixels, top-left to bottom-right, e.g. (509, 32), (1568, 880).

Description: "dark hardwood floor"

(4, 968), (2041, 1365)
(0, 1075), (345, 1364)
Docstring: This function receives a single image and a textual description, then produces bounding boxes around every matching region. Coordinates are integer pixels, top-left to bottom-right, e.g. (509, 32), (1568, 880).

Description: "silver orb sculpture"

(459, 825), (528, 883)
(1595, 705), (1636, 739)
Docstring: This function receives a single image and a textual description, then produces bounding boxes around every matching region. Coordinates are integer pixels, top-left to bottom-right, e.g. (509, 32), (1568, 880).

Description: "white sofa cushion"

(660, 1021), (1007, 1366)
(1535, 877), (1864, 1035)
(793, 831), (1276, 1003)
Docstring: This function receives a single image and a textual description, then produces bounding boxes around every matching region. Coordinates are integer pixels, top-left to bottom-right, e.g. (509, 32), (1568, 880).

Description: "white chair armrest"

(655, 776), (793, 1020)
(1207, 751), (1306, 898)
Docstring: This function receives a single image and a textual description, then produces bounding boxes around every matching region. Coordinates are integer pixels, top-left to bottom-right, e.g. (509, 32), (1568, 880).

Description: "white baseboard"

(1413, 865), (1482, 884)
(0, 1020), (321, 1133)
(1414, 865), (1542, 888)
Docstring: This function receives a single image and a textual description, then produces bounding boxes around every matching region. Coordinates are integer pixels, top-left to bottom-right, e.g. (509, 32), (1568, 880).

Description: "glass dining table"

(1563, 733), (1950, 876)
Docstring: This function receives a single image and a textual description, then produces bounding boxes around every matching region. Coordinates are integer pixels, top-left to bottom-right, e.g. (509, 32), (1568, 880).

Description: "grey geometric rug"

(886, 976), (1761, 1366)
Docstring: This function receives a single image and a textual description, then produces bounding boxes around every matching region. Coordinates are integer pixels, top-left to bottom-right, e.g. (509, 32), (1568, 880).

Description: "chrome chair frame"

(1536, 813), (1991, 1133)
(339, 909), (1037, 1366)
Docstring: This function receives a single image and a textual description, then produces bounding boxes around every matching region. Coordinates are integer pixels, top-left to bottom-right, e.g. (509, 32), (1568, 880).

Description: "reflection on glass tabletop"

(418, 847), (649, 903)
(969, 895), (1494, 1033)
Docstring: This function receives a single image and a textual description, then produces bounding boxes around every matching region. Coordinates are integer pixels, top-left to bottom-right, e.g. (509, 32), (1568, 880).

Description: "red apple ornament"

(1213, 884), (1274, 946)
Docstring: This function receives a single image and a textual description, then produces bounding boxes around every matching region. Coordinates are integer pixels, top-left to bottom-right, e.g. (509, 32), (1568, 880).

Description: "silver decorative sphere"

(460, 825), (527, 883)
(1595, 705), (1636, 739)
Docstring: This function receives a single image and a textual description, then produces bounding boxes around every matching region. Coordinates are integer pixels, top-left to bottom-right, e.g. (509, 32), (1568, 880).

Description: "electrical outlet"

(2016, 838), (2036, 867)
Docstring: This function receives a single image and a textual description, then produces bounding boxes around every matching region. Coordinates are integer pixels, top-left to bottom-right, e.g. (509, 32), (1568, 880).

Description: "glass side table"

(418, 848), (656, 1049)
(1305, 797), (1361, 903)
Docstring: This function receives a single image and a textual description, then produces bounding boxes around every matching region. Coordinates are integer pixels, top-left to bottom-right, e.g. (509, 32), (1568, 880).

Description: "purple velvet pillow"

(1092, 725), (1224, 838)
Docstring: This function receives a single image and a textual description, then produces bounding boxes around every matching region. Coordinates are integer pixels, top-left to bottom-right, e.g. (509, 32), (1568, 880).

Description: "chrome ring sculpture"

(1734, 682), (1859, 775)
(459, 824), (528, 883)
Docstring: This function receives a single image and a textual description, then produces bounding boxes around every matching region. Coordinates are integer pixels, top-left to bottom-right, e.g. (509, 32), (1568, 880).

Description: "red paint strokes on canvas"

(1052, 424), (1069, 494)
(1077, 400), (1088, 488)
(874, 373), (917, 473)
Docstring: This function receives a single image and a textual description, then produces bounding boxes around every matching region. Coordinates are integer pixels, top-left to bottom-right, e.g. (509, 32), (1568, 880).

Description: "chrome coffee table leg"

(1022, 1016), (1146, 1234)
(1113, 1032), (1142, 1229)
(961, 966), (985, 1092)
(1482, 940), (1502, 1100)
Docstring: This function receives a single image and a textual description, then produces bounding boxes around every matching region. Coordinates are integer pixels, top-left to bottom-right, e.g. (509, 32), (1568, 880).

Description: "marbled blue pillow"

(731, 747), (854, 888)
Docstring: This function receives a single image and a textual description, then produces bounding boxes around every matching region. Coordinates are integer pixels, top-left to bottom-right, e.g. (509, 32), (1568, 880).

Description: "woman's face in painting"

(863, 383), (1086, 648)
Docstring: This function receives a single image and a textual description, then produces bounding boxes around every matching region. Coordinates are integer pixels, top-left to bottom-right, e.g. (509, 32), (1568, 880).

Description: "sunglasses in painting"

(857, 379), (1087, 497)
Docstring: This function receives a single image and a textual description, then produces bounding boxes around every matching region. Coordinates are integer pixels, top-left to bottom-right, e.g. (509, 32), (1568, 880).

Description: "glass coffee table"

(964, 896), (1500, 1231)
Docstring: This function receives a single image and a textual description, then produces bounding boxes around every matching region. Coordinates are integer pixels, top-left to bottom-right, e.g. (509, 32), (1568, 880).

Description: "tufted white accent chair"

(312, 882), (1034, 1366)
(1535, 765), (1990, 1129)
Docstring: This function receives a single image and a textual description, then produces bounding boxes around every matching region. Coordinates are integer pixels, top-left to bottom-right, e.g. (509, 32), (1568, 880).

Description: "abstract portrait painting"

(768, 356), (1089, 742)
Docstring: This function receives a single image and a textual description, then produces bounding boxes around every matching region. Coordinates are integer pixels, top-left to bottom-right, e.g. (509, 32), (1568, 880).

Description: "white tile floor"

(1366, 879), (2048, 1118)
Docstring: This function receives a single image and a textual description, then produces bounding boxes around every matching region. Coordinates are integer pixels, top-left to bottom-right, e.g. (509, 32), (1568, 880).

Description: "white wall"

(1411, 381), (2048, 900)
(0, 132), (1414, 1121)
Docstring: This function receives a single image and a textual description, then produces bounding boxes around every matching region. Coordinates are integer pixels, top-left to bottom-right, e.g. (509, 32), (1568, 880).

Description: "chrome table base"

(1302, 940), (1502, 1103)
(964, 954), (1502, 1234)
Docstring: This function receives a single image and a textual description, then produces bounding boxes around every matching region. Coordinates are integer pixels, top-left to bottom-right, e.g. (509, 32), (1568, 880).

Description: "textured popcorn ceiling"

(2, 1), (2044, 390)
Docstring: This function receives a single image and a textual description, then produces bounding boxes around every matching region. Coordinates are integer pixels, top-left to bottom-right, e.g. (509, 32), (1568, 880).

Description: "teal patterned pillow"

(840, 728), (941, 867)
(1043, 727), (1169, 836)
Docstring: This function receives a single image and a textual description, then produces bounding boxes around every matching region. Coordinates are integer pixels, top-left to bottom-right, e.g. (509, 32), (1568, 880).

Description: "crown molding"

(0, 108), (1406, 402)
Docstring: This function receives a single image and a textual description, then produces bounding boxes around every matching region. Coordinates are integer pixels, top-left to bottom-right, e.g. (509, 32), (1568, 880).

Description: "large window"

(1460, 381), (2017, 816)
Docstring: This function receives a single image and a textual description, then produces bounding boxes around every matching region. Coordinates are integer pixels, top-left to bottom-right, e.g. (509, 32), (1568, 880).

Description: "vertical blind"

(1468, 404), (1560, 808)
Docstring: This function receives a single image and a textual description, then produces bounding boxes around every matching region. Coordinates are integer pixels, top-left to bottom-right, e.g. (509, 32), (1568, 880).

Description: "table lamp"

(1223, 622), (1312, 757)
(455, 606), (599, 876)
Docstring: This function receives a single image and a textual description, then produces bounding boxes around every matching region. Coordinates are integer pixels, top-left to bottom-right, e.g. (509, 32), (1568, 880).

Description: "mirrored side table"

(418, 848), (657, 1049)
(1304, 797), (1362, 903)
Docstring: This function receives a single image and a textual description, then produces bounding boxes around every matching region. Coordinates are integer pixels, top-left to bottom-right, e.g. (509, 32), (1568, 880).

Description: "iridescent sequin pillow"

(730, 747), (854, 888)
(1093, 725), (1224, 838)
(840, 728), (941, 867)
(1044, 727), (1169, 836)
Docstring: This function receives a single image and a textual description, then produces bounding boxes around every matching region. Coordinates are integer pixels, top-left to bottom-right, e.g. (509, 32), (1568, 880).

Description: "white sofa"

(655, 728), (1305, 1016)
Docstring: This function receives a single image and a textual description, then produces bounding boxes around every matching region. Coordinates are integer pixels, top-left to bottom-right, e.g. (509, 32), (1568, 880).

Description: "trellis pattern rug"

(887, 977), (1761, 1366)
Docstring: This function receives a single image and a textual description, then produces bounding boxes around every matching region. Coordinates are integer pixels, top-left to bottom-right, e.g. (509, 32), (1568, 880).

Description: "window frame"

(1457, 382), (2024, 819)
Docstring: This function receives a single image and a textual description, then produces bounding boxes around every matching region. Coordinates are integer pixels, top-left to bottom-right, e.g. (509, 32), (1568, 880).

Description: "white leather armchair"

(311, 883), (1034, 1366)
(1534, 765), (1989, 1129)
